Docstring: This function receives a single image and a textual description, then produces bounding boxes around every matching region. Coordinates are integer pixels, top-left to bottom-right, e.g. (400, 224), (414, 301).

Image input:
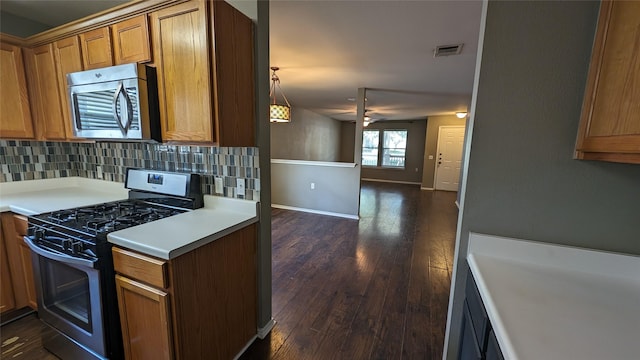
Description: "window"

(362, 130), (379, 166)
(362, 129), (407, 168)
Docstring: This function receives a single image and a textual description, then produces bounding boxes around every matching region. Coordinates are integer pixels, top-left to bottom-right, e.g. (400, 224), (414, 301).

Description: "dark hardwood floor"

(0, 182), (457, 360)
(241, 182), (457, 360)
(0, 311), (58, 359)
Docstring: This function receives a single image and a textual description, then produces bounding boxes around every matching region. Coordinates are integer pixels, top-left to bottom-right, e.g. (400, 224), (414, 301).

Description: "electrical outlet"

(310, 182), (315, 190)
(96, 166), (103, 179)
(214, 177), (224, 194)
(236, 178), (245, 196)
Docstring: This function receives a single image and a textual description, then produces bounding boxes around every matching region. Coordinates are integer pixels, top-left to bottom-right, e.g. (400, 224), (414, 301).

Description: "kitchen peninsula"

(0, 177), (260, 359)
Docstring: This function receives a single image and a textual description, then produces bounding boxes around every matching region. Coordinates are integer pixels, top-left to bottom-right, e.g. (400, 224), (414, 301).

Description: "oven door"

(25, 236), (107, 359)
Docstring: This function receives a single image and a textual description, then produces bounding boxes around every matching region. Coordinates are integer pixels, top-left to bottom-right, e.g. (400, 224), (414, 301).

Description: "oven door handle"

(24, 236), (97, 269)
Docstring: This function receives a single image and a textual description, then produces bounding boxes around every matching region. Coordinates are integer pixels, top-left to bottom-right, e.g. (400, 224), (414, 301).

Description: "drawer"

(112, 247), (168, 289)
(465, 269), (490, 352)
(13, 215), (28, 236)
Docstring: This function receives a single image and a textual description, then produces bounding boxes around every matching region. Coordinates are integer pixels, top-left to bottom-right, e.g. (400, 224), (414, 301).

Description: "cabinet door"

(1, 214), (31, 310)
(115, 275), (174, 360)
(486, 329), (505, 360)
(80, 27), (113, 70)
(17, 242), (37, 310)
(112, 15), (151, 65)
(458, 301), (483, 360)
(0, 220), (16, 314)
(24, 44), (67, 140)
(576, 0), (640, 164)
(12, 215), (36, 310)
(54, 36), (84, 139)
(210, 0), (256, 146)
(0, 42), (34, 139)
(151, 1), (214, 142)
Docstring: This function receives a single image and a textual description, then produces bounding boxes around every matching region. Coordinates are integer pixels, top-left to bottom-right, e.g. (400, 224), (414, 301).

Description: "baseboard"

(421, 187), (435, 191)
(362, 178), (422, 185)
(257, 318), (276, 339)
(271, 204), (359, 220)
(233, 334), (258, 360)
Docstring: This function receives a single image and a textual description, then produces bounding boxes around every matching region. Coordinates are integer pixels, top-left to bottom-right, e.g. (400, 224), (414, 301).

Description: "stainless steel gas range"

(24, 168), (204, 360)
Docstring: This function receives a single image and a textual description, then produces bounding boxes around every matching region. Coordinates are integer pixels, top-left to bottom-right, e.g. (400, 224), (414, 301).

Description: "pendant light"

(269, 67), (291, 123)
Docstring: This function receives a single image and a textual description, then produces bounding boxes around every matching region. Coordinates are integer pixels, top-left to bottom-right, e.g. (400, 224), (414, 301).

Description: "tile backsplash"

(0, 140), (260, 200)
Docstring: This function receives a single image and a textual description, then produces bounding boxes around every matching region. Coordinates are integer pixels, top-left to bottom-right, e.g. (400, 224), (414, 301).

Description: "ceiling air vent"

(434, 43), (463, 57)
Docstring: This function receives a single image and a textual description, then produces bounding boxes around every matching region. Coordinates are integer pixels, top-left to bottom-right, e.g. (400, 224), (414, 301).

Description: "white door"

(434, 125), (465, 191)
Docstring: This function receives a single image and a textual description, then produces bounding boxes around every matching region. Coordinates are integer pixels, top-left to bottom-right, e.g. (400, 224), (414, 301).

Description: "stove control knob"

(61, 239), (72, 250)
(71, 241), (83, 254)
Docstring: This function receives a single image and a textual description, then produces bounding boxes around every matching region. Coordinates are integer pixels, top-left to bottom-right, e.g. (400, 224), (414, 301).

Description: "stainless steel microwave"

(67, 63), (161, 141)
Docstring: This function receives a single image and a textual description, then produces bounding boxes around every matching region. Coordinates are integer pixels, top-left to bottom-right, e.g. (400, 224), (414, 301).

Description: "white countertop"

(0, 177), (128, 215)
(467, 233), (640, 360)
(0, 177), (260, 260)
(108, 196), (259, 260)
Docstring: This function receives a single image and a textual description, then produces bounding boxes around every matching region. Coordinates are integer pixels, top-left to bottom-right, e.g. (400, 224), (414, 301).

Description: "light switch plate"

(236, 178), (245, 196)
(214, 177), (224, 194)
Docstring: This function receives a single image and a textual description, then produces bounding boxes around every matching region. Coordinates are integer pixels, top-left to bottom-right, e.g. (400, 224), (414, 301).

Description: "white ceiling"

(1, 0), (483, 123)
(1, 1), (129, 32)
(270, 0), (483, 122)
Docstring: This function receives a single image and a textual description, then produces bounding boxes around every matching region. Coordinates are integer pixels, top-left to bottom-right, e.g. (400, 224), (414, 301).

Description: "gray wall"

(445, 1), (640, 358)
(361, 120), (427, 183)
(270, 107), (342, 161)
(271, 161), (361, 217)
(339, 121), (356, 163)
(421, 115), (467, 189)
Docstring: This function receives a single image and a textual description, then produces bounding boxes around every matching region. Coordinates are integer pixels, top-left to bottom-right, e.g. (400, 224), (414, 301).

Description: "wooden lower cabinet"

(115, 275), (173, 359)
(0, 213), (37, 312)
(113, 224), (257, 360)
(0, 220), (16, 314)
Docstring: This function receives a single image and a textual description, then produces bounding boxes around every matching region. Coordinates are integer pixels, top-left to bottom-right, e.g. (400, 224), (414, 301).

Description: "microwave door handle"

(24, 236), (96, 269)
(113, 81), (134, 135)
(124, 85), (134, 131)
(113, 81), (125, 135)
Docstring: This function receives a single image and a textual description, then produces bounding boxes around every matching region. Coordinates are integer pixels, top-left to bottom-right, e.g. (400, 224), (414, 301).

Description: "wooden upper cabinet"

(112, 15), (151, 64)
(24, 44), (67, 140)
(54, 36), (84, 139)
(0, 42), (34, 139)
(210, 0), (255, 147)
(151, 1), (214, 142)
(575, 0), (640, 164)
(150, 0), (255, 145)
(80, 27), (113, 70)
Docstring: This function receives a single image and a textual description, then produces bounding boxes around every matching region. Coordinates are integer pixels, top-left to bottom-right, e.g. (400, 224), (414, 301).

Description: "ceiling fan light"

(270, 104), (291, 123)
(455, 112), (468, 119)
